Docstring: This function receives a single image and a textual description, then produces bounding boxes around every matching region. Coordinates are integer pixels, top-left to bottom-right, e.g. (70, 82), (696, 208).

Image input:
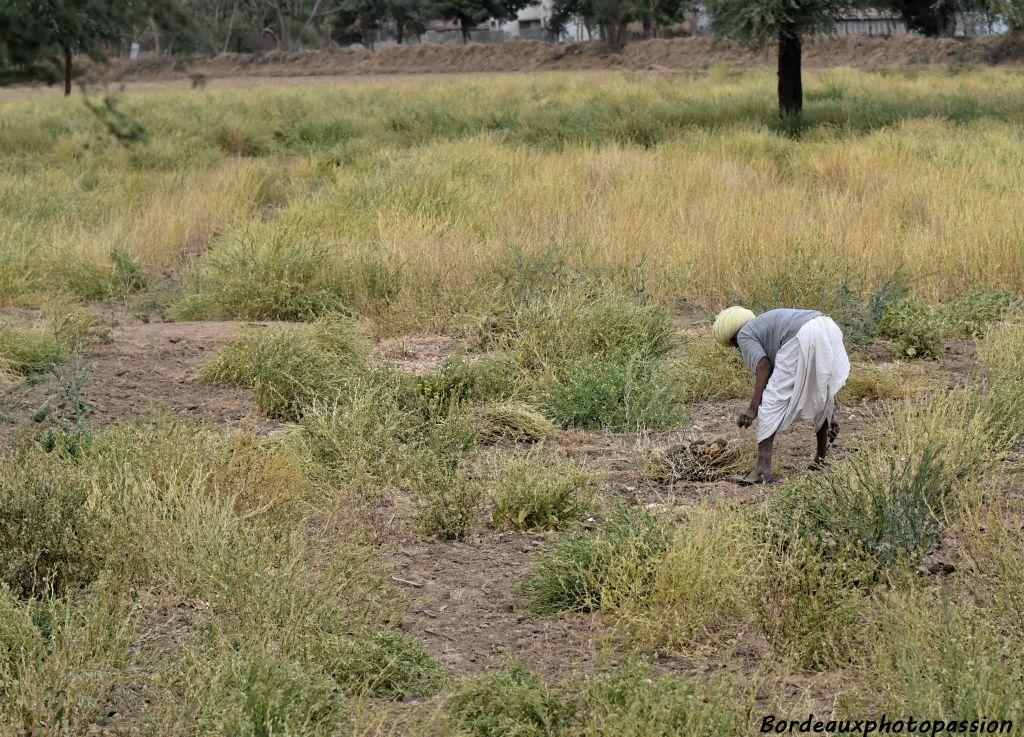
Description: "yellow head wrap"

(712, 306), (756, 347)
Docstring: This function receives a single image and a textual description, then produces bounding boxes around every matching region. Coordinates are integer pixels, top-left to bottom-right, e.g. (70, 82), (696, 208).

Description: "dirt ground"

(0, 306), (979, 693)
(3, 34), (1022, 100)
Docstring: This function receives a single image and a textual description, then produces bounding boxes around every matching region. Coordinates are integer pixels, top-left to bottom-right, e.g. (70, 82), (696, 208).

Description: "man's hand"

(737, 407), (757, 428)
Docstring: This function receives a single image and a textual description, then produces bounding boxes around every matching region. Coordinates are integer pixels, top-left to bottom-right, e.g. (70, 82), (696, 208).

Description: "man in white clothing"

(712, 306), (851, 485)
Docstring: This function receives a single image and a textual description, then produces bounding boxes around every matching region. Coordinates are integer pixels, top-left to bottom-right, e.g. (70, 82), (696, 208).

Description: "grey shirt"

(736, 308), (822, 373)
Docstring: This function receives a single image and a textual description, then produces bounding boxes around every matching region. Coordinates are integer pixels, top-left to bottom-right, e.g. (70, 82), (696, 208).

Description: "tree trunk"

(460, 15), (471, 44)
(777, 27), (802, 118)
(63, 45), (73, 96)
(396, 19), (405, 44)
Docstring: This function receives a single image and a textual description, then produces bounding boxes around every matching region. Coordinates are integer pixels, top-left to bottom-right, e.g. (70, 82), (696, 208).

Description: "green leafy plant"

(488, 452), (598, 532)
(519, 506), (669, 615)
(444, 664), (574, 737)
(878, 298), (944, 359)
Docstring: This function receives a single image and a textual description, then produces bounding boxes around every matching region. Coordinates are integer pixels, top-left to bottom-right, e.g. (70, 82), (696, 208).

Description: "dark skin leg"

(735, 348), (775, 483)
(744, 434), (775, 482)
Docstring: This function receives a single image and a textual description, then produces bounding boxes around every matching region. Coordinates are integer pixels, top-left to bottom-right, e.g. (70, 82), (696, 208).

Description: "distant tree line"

(2, 0), (1021, 113)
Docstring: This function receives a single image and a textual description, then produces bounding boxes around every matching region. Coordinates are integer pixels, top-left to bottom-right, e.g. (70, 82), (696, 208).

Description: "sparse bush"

(575, 661), (745, 737)
(878, 298), (944, 359)
(488, 452), (598, 532)
(756, 533), (870, 669)
(671, 337), (749, 404)
(416, 352), (529, 408)
(519, 506), (669, 615)
(200, 316), (371, 419)
(609, 506), (757, 651)
(444, 664), (574, 737)
(315, 628), (446, 698)
(867, 591), (1024, 724)
(408, 413), (483, 540)
(839, 363), (909, 403)
(292, 378), (407, 489)
(198, 649), (349, 737)
(0, 449), (105, 598)
(505, 289), (676, 372)
(52, 247), (148, 301)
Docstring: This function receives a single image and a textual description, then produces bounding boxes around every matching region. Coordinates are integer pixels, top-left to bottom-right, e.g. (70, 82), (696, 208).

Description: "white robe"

(757, 316), (851, 443)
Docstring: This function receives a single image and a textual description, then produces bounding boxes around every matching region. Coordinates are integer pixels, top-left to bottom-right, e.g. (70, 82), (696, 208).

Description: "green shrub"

(0, 449), (105, 598)
(542, 354), (684, 431)
(506, 289), (676, 372)
(292, 377), (407, 489)
(444, 664), (574, 737)
(416, 352), (529, 408)
(519, 506), (669, 615)
(939, 290), (1018, 339)
(764, 444), (955, 572)
(200, 316), (371, 419)
(575, 661), (745, 737)
(878, 298), (944, 358)
(488, 452), (598, 532)
(315, 628), (446, 698)
(0, 321), (63, 376)
(408, 413), (483, 540)
(199, 649), (349, 737)
(176, 228), (348, 321)
(756, 534), (870, 669)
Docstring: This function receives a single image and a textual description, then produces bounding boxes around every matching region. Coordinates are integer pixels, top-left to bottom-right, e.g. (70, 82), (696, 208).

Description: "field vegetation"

(2, 67), (1024, 735)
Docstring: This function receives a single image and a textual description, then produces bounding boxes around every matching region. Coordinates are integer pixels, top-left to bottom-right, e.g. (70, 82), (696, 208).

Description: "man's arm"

(738, 357), (772, 428)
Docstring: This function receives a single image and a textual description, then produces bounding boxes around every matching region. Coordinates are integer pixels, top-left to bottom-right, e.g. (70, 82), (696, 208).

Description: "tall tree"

(707, 0), (846, 117)
(550, 0), (691, 50)
(430, 0), (533, 43)
(0, 0), (149, 94)
(387, 0), (430, 42)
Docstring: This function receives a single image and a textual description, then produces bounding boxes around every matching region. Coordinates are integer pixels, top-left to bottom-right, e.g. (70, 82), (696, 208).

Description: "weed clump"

(519, 506), (669, 614)
(443, 661), (745, 737)
(200, 316), (371, 419)
(176, 228), (348, 321)
(0, 449), (105, 598)
(878, 298), (944, 359)
(543, 353), (684, 431)
(488, 451), (598, 532)
(0, 321), (63, 376)
(444, 664), (574, 737)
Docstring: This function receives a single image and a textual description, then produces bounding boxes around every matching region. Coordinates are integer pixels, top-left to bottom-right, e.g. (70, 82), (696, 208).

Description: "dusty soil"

(3, 35), (1022, 100)
(0, 308), (980, 686)
(109, 35), (1024, 78)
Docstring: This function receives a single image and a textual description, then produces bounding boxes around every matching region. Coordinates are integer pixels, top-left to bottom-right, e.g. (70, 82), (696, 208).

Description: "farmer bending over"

(712, 307), (850, 485)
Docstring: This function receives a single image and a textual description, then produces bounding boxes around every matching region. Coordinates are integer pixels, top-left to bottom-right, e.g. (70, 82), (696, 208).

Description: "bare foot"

(731, 470), (776, 486)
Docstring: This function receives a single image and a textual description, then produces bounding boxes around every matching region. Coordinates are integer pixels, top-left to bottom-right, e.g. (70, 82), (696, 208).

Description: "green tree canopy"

(430, 0), (534, 43)
(0, 0), (151, 94)
(707, 0), (847, 116)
